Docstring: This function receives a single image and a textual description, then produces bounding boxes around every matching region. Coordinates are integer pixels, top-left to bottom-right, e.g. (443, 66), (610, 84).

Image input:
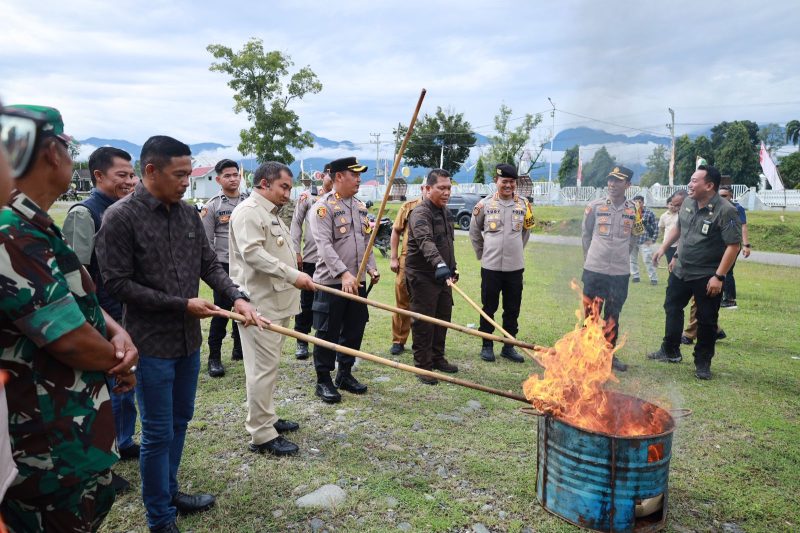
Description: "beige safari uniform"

(391, 197), (422, 344)
(229, 192), (301, 446)
(290, 189), (319, 263)
(469, 193), (534, 271)
(582, 197), (639, 276)
(309, 190), (376, 285)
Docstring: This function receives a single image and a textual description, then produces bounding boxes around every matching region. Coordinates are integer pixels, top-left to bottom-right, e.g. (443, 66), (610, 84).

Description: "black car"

(447, 193), (484, 230)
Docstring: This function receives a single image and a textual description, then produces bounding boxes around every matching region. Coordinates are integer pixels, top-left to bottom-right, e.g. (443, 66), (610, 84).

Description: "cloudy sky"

(2, 0), (798, 161)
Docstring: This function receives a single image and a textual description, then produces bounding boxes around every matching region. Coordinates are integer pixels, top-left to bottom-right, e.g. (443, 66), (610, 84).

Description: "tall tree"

(714, 122), (761, 187)
(673, 134), (713, 184)
(778, 151), (800, 189)
(786, 120), (800, 149)
(473, 156), (486, 184)
(485, 104), (542, 167)
(557, 145), (580, 187)
(582, 146), (617, 188)
(711, 120), (759, 152)
(758, 123), (785, 155)
(395, 107), (476, 175)
(207, 38), (322, 164)
(639, 145), (670, 186)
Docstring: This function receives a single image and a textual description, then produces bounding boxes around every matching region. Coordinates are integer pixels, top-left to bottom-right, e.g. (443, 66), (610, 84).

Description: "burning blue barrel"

(536, 392), (675, 532)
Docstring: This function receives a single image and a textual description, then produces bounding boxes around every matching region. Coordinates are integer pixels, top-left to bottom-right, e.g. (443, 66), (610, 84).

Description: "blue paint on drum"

(536, 392), (675, 533)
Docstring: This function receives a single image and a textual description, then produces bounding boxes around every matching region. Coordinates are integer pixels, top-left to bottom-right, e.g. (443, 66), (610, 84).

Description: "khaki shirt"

(229, 193), (301, 320)
(309, 190), (376, 285)
(393, 197), (422, 261)
(581, 197), (639, 276)
(673, 193), (741, 281)
(469, 193), (534, 272)
(201, 192), (248, 264)
(290, 190), (318, 264)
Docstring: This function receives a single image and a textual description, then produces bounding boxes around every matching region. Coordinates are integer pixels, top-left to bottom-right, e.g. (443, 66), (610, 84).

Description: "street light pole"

(548, 97), (556, 183)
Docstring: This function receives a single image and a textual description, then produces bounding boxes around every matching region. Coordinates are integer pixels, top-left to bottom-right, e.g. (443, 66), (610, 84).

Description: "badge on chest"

(701, 220), (711, 235)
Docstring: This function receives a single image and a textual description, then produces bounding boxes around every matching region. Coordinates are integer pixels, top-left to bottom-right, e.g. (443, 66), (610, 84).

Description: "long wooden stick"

(313, 282), (542, 350)
(356, 88), (427, 282)
(221, 310), (529, 404)
(448, 280), (543, 365)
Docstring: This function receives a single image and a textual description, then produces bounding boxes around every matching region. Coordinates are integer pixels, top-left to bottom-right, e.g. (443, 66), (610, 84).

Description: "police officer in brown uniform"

(405, 169), (459, 384)
(308, 157), (379, 403)
(581, 166), (641, 372)
(290, 165), (333, 359)
(470, 163), (535, 363)
(201, 159), (248, 377)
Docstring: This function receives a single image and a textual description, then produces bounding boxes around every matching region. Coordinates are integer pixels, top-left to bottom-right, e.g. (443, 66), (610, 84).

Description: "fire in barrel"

(523, 283), (675, 532)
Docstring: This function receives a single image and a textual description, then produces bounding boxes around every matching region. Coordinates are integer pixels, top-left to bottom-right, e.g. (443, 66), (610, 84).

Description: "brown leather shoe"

(432, 360), (458, 373)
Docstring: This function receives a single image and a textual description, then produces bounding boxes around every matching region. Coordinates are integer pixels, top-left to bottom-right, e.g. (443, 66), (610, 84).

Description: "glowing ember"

(523, 282), (670, 437)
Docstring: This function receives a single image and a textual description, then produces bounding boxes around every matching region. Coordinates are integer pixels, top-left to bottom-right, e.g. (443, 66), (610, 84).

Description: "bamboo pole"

(356, 88), (427, 282)
(220, 310), (529, 404)
(448, 280), (543, 365)
(313, 282), (542, 350)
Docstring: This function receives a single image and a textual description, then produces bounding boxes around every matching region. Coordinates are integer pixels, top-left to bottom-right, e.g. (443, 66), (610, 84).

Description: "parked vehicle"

(367, 214), (393, 258)
(447, 193), (484, 230)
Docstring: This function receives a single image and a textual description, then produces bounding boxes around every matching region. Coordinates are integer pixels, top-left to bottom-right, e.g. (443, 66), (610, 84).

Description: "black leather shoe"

(315, 382), (341, 403)
(295, 341), (309, 360)
(172, 492), (215, 515)
(335, 373), (368, 394)
(231, 345), (243, 361)
(389, 343), (404, 355)
(274, 419), (299, 433)
(208, 359), (225, 378)
(111, 471), (131, 494)
(432, 360), (458, 373)
(680, 336), (694, 345)
(480, 344), (495, 362)
(150, 522), (180, 533)
(500, 345), (524, 363)
(119, 443), (140, 461)
(716, 330), (727, 340)
(417, 375), (439, 385)
(250, 435), (299, 457)
(611, 356), (628, 372)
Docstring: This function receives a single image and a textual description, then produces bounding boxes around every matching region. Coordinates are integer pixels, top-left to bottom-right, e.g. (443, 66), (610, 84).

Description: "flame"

(523, 281), (670, 437)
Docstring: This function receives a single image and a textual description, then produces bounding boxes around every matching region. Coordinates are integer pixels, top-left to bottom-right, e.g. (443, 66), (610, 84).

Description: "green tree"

(395, 107), (476, 175)
(207, 38), (322, 164)
(473, 156), (485, 183)
(485, 104), (542, 167)
(715, 122), (761, 186)
(673, 135), (713, 184)
(557, 145), (579, 187)
(759, 123), (785, 155)
(786, 120), (800, 148)
(640, 145), (670, 187)
(582, 146), (617, 187)
(711, 120), (759, 152)
(778, 151), (800, 189)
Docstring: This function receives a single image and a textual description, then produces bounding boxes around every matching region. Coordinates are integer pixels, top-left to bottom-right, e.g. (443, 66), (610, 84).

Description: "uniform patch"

(219, 215), (230, 224)
(317, 206), (327, 218)
(585, 206), (592, 215)
(598, 223), (611, 236)
(200, 208), (208, 218)
(473, 203), (483, 216)
(524, 204), (535, 229)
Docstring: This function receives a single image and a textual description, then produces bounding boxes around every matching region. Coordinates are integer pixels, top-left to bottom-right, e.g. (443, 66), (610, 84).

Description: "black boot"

(480, 341), (495, 362)
(694, 354), (713, 380)
(295, 341), (309, 360)
(208, 348), (224, 377)
(335, 367), (368, 394)
(231, 326), (243, 360)
(500, 344), (524, 363)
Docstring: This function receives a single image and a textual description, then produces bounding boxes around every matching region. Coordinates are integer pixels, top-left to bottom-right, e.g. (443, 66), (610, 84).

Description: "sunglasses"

(0, 107), (42, 179)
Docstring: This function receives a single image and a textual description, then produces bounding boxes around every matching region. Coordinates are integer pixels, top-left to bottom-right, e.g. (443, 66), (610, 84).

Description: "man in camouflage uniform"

(0, 105), (138, 532)
(290, 166), (332, 359)
(581, 165), (641, 372)
(308, 157), (379, 404)
(200, 159), (248, 377)
(469, 164), (535, 364)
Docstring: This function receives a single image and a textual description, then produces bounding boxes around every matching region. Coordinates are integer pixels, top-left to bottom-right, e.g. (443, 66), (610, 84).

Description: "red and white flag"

(577, 146), (583, 188)
(759, 142), (784, 190)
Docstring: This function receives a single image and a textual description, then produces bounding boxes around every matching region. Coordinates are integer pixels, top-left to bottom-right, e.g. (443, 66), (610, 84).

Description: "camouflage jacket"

(0, 191), (117, 498)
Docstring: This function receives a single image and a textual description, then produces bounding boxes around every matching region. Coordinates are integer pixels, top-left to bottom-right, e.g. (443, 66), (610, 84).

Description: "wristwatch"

(713, 273), (725, 282)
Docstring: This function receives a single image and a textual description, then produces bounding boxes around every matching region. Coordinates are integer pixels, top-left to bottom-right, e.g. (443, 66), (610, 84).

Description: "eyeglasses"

(0, 107), (41, 179)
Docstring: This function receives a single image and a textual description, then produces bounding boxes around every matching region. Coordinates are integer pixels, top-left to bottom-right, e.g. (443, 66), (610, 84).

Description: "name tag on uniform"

(701, 220), (711, 235)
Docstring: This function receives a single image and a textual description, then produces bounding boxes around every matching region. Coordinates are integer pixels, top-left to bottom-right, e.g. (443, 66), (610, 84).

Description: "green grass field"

(89, 232), (799, 533)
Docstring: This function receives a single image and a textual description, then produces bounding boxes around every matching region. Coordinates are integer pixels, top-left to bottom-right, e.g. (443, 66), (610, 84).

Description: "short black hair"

(633, 194), (645, 202)
(88, 147), (131, 186)
(140, 135), (191, 172)
(697, 165), (722, 190)
(215, 158), (239, 175)
(426, 168), (451, 186)
(253, 161), (292, 188)
(719, 185), (733, 193)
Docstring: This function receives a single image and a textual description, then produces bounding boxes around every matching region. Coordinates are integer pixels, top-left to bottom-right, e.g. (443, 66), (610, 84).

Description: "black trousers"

(312, 284), (368, 377)
(665, 246), (676, 265)
(661, 273), (722, 365)
(406, 270), (453, 370)
(294, 262), (317, 334)
(479, 268), (524, 345)
(208, 262), (240, 358)
(581, 269), (630, 347)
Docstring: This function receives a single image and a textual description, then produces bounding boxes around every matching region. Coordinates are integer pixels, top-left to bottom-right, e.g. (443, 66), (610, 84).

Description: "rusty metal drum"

(536, 392), (675, 532)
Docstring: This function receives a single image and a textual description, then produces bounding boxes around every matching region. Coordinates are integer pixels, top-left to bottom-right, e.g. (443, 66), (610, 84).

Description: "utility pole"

(548, 97), (556, 183)
(439, 128), (446, 170)
(667, 108), (675, 186)
(370, 132), (382, 181)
